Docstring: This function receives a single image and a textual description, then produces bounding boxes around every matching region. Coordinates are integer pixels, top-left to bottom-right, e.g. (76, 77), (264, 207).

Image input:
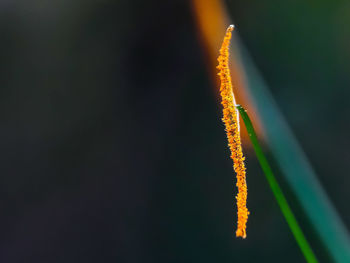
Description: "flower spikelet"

(217, 25), (249, 238)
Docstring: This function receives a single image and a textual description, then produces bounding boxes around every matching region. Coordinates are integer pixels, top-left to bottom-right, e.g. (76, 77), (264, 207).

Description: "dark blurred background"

(0, 0), (349, 262)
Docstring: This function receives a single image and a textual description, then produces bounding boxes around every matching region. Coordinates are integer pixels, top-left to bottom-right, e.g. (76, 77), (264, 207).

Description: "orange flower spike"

(217, 25), (249, 238)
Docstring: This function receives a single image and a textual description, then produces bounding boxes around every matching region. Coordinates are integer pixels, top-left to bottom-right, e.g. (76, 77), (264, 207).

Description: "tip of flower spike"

(227, 24), (235, 32)
(236, 228), (246, 239)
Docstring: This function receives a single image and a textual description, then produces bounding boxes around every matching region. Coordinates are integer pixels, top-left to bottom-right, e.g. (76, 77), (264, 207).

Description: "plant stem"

(236, 105), (318, 263)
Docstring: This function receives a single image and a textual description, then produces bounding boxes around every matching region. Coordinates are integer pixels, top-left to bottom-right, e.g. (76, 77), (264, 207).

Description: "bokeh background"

(0, 0), (349, 262)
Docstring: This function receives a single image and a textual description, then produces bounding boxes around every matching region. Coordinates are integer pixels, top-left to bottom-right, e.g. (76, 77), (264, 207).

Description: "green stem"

(236, 105), (318, 263)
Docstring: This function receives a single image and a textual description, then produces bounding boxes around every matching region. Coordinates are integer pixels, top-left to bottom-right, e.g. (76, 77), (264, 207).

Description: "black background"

(0, 1), (349, 262)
